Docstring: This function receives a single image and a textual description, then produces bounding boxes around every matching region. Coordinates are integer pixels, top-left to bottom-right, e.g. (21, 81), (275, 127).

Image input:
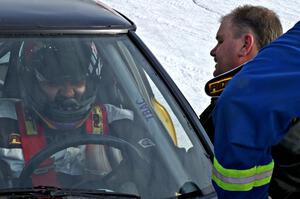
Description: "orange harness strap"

(15, 103), (108, 187)
(15, 102), (59, 187)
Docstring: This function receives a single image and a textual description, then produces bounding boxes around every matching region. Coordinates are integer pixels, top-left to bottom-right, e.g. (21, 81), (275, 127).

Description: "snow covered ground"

(102, 0), (299, 115)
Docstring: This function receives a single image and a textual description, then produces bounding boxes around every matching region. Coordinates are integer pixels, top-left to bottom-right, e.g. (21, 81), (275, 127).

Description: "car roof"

(0, 0), (135, 34)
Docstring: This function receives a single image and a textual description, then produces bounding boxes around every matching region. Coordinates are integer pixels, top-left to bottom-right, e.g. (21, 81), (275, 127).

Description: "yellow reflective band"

(212, 157), (274, 191)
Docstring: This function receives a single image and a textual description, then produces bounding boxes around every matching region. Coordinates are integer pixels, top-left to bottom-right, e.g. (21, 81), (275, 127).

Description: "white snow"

(101, 0), (299, 115)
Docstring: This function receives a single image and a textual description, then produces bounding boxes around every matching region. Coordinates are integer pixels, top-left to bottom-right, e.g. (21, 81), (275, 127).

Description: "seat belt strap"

(86, 104), (108, 135)
(15, 101), (59, 187)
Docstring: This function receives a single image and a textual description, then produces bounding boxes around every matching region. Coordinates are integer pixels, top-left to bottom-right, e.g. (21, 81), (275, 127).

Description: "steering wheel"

(18, 134), (149, 190)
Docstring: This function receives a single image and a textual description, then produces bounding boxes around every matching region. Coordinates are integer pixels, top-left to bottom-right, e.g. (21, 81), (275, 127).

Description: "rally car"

(0, 0), (216, 198)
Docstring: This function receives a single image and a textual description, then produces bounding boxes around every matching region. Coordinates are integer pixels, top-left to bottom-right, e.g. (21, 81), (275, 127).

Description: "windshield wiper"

(166, 182), (216, 199)
(175, 191), (216, 199)
(0, 186), (140, 198)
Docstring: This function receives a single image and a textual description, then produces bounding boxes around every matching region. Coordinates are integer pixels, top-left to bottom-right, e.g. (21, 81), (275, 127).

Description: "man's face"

(210, 19), (246, 77)
(40, 80), (86, 102)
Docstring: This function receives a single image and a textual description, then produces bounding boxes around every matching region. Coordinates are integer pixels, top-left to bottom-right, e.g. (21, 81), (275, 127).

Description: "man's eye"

(72, 80), (85, 87)
(41, 81), (60, 88)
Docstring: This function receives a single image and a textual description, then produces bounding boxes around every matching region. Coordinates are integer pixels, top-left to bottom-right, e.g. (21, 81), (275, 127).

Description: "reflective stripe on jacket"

(212, 157), (274, 191)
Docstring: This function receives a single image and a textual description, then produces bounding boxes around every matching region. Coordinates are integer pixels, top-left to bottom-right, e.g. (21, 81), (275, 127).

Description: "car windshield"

(0, 35), (213, 198)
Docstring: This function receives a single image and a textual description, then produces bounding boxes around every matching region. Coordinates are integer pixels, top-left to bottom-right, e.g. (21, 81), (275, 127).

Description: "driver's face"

(40, 80), (86, 101)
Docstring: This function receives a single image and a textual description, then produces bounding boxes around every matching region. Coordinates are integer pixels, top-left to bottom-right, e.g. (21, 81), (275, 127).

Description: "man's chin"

(212, 64), (220, 77)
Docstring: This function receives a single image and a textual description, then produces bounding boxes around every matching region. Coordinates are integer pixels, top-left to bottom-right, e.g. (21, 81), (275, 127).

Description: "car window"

(0, 35), (214, 198)
(115, 38), (213, 193)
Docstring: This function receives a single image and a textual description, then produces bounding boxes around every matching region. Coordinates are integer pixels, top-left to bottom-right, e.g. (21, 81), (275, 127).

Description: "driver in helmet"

(0, 39), (135, 188)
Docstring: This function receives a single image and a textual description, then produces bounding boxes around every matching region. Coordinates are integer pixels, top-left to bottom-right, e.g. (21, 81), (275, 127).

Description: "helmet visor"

(23, 39), (92, 84)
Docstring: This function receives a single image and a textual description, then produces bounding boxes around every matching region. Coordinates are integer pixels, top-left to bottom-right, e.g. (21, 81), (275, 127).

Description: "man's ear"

(238, 33), (256, 57)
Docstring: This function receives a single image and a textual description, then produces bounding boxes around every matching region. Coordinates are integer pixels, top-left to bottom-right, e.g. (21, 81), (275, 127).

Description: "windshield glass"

(0, 35), (213, 198)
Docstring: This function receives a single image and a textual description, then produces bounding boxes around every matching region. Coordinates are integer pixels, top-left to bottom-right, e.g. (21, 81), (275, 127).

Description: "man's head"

(211, 5), (282, 77)
(19, 39), (102, 129)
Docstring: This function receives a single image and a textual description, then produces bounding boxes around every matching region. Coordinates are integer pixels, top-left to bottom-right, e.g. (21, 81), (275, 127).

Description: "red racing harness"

(15, 102), (108, 187)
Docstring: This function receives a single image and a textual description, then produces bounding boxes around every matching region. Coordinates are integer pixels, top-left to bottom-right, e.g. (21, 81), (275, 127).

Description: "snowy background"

(101, 0), (299, 115)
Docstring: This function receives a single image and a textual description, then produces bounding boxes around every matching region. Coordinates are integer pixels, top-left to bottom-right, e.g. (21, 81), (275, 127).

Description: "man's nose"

(59, 82), (76, 98)
(210, 46), (216, 57)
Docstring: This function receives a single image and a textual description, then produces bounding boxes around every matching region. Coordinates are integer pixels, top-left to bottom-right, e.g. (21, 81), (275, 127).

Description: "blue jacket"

(212, 21), (300, 199)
